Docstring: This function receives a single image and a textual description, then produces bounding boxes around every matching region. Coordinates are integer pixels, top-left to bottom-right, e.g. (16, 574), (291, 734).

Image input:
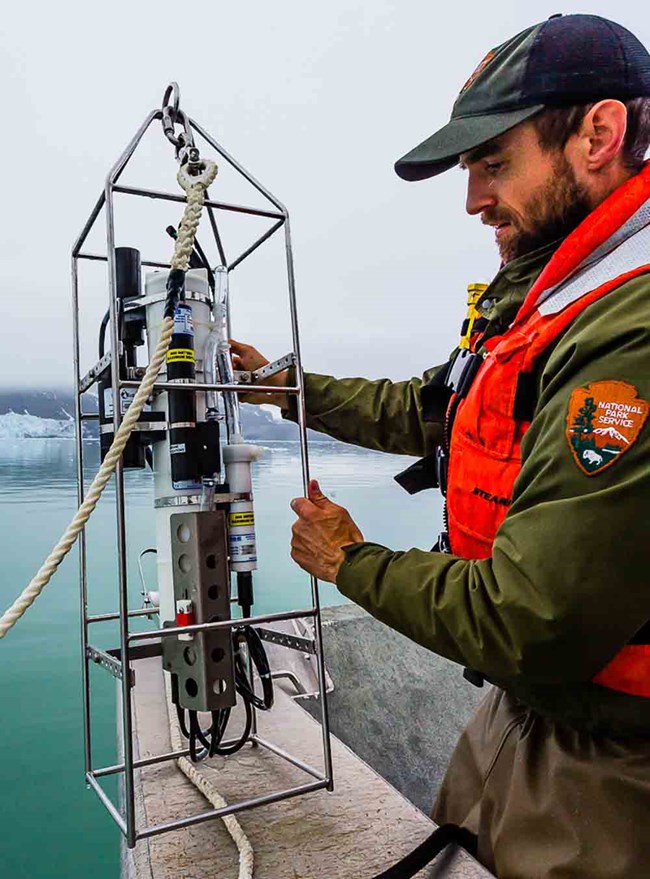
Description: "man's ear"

(577, 100), (628, 171)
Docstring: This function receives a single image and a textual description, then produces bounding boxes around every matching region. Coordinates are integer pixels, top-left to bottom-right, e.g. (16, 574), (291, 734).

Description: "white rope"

(164, 676), (255, 878)
(0, 160), (217, 639)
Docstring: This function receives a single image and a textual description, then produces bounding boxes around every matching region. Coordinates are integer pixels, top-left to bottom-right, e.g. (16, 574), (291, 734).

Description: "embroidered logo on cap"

(460, 51), (496, 93)
(566, 381), (649, 475)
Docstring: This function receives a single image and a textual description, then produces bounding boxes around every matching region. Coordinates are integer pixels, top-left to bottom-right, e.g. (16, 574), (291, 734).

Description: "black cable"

(176, 704), (190, 739)
(164, 268), (186, 317)
(234, 626), (274, 711)
(188, 714), (199, 763)
(175, 625), (274, 759)
(211, 698), (253, 756)
(98, 309), (110, 359)
(208, 709), (227, 758)
(189, 710), (212, 751)
(166, 224), (213, 288)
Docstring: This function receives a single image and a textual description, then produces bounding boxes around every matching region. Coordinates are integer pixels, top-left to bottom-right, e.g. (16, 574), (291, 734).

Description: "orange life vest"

(446, 164), (650, 698)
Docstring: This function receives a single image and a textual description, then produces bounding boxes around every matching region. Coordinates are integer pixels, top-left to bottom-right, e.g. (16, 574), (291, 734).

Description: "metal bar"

(100, 110), (168, 848)
(86, 773), (128, 836)
(228, 218), (285, 272)
(80, 351), (112, 394)
(80, 413), (100, 420)
(87, 645), (134, 684)
(284, 216), (335, 790)
(120, 379), (299, 394)
(105, 179), (136, 850)
(77, 252), (172, 269)
(189, 117), (288, 215)
(204, 190), (227, 266)
(72, 193), (105, 258)
(106, 110), (160, 191)
(136, 779), (328, 841)
(128, 607), (317, 643)
(251, 735), (325, 780)
(88, 607), (160, 624)
(251, 353), (296, 382)
(256, 627), (316, 655)
(270, 670), (308, 695)
(112, 184), (285, 220)
(94, 732), (257, 779)
(94, 747), (192, 778)
(107, 643), (162, 663)
(72, 255), (93, 778)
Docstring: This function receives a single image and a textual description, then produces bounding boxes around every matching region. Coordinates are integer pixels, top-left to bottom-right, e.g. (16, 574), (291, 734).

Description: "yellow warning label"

(229, 511), (255, 527)
(166, 348), (195, 364)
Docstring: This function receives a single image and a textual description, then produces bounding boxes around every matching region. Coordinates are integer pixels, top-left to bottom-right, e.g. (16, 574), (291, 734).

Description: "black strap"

(372, 824), (477, 879)
(394, 451), (439, 495)
(421, 362), (454, 422)
(463, 668), (485, 688)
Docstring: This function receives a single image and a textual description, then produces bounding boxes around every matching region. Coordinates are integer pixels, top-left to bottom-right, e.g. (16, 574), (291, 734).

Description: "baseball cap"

(395, 14), (650, 181)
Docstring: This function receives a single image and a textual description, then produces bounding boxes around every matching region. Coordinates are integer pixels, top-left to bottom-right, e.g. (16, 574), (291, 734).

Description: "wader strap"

(371, 823), (478, 879)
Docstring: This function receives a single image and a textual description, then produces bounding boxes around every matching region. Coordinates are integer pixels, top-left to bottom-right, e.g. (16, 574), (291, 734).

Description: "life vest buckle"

(445, 349), (483, 398)
(433, 531), (451, 553)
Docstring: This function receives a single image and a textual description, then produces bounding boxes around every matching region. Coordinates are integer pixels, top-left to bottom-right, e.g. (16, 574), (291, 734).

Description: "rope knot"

(177, 159), (218, 195)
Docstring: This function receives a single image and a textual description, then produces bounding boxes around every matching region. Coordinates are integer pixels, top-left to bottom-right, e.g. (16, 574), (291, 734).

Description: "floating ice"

(0, 411), (75, 439)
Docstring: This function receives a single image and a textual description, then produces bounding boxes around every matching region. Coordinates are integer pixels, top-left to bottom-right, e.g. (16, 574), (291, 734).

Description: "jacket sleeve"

(336, 278), (650, 685)
(283, 366), (446, 456)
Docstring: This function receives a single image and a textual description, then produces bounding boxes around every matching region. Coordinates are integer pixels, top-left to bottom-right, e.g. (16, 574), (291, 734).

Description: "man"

(231, 14), (650, 878)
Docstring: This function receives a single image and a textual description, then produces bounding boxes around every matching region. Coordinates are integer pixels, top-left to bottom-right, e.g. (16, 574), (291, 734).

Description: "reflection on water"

(0, 437), (442, 877)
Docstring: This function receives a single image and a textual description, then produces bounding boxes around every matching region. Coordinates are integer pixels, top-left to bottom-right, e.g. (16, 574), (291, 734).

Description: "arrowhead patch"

(460, 51), (496, 93)
(566, 381), (649, 475)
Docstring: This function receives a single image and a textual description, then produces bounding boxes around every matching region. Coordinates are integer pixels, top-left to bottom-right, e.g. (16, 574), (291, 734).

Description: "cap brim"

(394, 105), (545, 181)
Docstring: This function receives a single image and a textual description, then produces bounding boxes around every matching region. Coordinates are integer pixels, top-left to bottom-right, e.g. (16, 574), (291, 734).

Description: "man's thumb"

(308, 479), (329, 505)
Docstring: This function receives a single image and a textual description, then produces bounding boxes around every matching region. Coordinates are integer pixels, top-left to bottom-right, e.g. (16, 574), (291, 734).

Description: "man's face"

(460, 121), (592, 262)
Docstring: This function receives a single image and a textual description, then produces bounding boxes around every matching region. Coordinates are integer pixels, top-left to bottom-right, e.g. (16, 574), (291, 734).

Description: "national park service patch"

(566, 381), (649, 475)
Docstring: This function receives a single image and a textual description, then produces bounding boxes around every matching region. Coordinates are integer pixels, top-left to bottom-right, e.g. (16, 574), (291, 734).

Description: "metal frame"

(71, 106), (333, 848)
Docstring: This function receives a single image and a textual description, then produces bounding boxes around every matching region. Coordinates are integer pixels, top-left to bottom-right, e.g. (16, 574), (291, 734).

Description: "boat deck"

(121, 612), (492, 878)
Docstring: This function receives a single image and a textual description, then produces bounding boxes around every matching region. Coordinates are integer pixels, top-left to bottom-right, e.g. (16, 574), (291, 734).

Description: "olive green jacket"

(286, 243), (650, 737)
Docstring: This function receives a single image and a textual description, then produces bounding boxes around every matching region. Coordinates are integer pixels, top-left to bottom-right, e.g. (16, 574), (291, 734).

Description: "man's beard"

(485, 156), (593, 263)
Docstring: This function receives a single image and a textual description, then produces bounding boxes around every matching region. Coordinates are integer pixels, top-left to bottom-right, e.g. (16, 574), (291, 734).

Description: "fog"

(1, 1), (647, 387)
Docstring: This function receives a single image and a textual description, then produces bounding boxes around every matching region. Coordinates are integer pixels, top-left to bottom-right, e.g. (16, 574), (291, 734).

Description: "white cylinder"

(223, 443), (263, 572)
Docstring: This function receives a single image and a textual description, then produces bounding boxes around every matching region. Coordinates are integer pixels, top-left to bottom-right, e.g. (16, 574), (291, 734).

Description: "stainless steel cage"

(71, 99), (333, 848)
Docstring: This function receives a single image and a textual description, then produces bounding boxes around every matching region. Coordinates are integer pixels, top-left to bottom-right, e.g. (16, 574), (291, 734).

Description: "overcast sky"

(1, 1), (648, 388)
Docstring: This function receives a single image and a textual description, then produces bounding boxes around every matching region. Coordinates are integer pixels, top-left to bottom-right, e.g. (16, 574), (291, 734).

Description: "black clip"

(445, 349), (483, 398)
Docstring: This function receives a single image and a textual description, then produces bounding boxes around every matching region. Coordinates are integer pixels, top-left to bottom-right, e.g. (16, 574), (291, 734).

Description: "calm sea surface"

(0, 438), (441, 877)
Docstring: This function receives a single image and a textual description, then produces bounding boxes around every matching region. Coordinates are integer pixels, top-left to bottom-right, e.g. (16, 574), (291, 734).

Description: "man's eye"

(485, 161), (503, 175)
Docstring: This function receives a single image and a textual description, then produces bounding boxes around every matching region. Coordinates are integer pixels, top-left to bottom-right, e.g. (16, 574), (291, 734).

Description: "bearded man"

(231, 14), (650, 877)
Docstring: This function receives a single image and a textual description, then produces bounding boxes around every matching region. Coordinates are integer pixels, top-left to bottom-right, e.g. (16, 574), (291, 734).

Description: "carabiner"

(161, 82), (181, 147)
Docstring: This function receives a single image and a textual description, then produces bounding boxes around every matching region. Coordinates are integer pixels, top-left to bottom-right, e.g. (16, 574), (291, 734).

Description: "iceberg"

(0, 411), (76, 439)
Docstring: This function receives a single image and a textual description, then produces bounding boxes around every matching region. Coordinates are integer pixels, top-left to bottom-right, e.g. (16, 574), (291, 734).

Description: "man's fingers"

(290, 496), (312, 517)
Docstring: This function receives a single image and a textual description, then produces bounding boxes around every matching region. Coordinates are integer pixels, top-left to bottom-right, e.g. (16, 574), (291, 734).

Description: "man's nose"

(465, 172), (497, 216)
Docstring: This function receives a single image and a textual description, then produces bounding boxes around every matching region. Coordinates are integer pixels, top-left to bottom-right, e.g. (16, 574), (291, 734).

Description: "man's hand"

(290, 480), (364, 583)
(229, 339), (289, 408)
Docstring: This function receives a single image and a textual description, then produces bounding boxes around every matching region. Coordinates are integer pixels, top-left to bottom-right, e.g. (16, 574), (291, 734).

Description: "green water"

(0, 438), (440, 877)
